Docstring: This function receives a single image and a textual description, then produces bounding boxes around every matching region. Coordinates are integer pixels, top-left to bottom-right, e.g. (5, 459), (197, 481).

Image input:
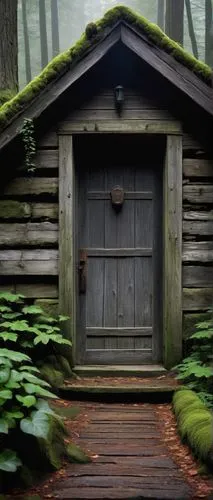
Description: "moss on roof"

(0, 5), (211, 133)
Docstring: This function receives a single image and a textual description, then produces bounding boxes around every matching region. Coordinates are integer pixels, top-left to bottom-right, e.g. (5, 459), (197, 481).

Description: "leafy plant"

(174, 314), (213, 408)
(0, 293), (71, 357)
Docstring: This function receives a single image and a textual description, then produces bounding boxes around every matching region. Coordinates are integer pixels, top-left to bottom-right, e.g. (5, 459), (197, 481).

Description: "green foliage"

(174, 314), (213, 409)
(173, 389), (213, 463)
(0, 292), (72, 485)
(20, 118), (36, 174)
(0, 292), (71, 355)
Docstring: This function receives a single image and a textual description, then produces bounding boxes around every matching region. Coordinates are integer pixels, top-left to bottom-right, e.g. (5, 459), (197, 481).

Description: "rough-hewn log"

(183, 221), (213, 236)
(0, 222), (58, 247)
(183, 159), (213, 177)
(0, 283), (58, 298)
(31, 203), (58, 220)
(0, 200), (31, 219)
(3, 178), (58, 197)
(183, 211), (213, 221)
(38, 130), (58, 148)
(183, 133), (204, 153)
(183, 265), (213, 287)
(183, 184), (213, 204)
(183, 242), (213, 262)
(183, 287), (213, 310)
(0, 249), (58, 275)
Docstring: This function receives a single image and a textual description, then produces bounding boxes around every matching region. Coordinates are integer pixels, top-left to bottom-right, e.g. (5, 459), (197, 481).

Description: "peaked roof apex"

(0, 4), (211, 135)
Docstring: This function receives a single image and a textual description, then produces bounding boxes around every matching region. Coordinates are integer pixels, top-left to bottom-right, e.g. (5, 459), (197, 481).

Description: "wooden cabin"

(0, 6), (213, 371)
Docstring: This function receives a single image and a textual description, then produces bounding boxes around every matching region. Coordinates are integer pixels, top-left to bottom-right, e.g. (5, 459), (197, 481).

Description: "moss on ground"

(173, 388), (213, 463)
(66, 443), (91, 464)
(0, 5), (211, 133)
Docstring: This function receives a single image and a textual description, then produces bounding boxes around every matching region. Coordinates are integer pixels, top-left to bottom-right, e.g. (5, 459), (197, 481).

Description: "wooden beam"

(183, 211), (213, 221)
(0, 283), (58, 298)
(121, 24), (213, 116)
(183, 265), (213, 287)
(0, 27), (121, 152)
(183, 221), (213, 236)
(183, 241), (213, 262)
(183, 184), (213, 204)
(0, 222), (58, 247)
(183, 159), (213, 177)
(0, 249), (58, 275)
(3, 178), (58, 197)
(183, 287), (213, 310)
(59, 135), (75, 342)
(163, 135), (182, 368)
(58, 120), (181, 135)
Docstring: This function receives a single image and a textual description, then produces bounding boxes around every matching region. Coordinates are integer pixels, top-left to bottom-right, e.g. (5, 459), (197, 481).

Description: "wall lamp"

(115, 85), (124, 113)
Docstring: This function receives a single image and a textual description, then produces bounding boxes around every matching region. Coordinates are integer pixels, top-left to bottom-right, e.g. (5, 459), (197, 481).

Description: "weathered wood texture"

(163, 135), (182, 368)
(52, 404), (192, 499)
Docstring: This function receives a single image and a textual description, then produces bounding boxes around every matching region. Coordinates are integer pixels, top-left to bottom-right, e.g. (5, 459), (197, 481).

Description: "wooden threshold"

(73, 364), (166, 377)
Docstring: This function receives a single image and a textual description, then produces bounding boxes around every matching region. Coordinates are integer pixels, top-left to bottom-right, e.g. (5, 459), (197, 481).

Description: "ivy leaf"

(0, 305), (12, 313)
(20, 410), (50, 439)
(36, 399), (55, 415)
(16, 395), (36, 408)
(0, 449), (22, 472)
(22, 305), (43, 315)
(19, 372), (50, 387)
(20, 365), (40, 373)
(0, 293), (24, 303)
(23, 383), (56, 399)
(0, 332), (18, 342)
(0, 349), (30, 362)
(0, 356), (12, 368)
(191, 329), (213, 339)
(0, 366), (10, 384)
(0, 418), (8, 434)
(1, 312), (22, 320)
(0, 390), (12, 400)
(1, 320), (29, 331)
(58, 315), (69, 322)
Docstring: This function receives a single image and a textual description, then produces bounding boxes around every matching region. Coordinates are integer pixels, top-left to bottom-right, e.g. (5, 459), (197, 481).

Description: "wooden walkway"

(53, 403), (192, 499)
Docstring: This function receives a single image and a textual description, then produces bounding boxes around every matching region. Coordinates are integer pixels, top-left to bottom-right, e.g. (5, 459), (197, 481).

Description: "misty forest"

(12, 0), (213, 89)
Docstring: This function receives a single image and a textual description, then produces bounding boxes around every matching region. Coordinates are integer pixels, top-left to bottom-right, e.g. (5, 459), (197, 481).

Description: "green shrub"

(173, 389), (213, 463)
(174, 315), (213, 408)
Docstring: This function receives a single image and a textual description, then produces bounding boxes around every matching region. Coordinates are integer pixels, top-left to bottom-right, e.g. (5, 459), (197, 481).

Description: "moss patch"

(34, 299), (59, 317)
(52, 404), (81, 419)
(0, 5), (211, 134)
(0, 200), (31, 219)
(39, 363), (64, 390)
(173, 388), (213, 464)
(66, 443), (91, 464)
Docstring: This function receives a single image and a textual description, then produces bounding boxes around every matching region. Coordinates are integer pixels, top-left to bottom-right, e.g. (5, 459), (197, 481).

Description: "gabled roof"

(0, 5), (212, 152)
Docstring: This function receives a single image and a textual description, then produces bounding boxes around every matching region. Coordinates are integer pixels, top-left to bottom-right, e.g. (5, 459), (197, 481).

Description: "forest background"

(16, 0), (213, 90)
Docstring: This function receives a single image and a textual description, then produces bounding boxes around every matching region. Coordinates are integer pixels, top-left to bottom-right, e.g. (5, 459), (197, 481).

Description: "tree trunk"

(157, 0), (165, 30)
(22, 0), (32, 83)
(51, 0), (60, 58)
(39, 0), (48, 69)
(205, 0), (213, 66)
(185, 0), (198, 59)
(0, 0), (18, 92)
(165, 0), (184, 45)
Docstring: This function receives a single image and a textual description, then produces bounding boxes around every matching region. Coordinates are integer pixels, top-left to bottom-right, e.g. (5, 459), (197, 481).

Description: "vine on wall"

(21, 118), (36, 173)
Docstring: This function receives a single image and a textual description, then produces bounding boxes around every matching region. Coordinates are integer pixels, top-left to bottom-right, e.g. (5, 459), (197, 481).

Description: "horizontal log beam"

(0, 222), (58, 247)
(183, 159), (213, 177)
(0, 249), (58, 275)
(3, 178), (58, 197)
(59, 120), (181, 134)
(183, 184), (213, 204)
(183, 287), (213, 310)
(0, 201), (58, 220)
(183, 220), (213, 236)
(183, 265), (213, 287)
(0, 283), (58, 298)
(183, 211), (213, 221)
(183, 241), (213, 262)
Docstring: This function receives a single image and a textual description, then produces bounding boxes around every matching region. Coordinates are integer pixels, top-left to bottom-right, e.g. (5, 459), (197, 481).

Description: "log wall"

(0, 89), (213, 341)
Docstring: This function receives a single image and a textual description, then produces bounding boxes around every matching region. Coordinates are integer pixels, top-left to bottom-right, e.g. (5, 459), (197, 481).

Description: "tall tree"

(157, 0), (165, 30)
(39, 0), (48, 69)
(22, 0), (32, 83)
(165, 0), (184, 45)
(51, 0), (60, 58)
(185, 0), (198, 59)
(205, 0), (213, 66)
(0, 0), (18, 93)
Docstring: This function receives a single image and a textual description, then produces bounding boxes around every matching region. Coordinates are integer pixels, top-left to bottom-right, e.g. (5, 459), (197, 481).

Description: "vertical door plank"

(164, 135), (182, 368)
(135, 257), (152, 327)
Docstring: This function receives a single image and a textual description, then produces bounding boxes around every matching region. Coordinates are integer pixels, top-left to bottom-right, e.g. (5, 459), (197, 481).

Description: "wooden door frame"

(59, 124), (182, 369)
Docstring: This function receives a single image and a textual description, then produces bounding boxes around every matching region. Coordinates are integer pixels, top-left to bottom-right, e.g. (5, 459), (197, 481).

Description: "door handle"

(78, 249), (87, 294)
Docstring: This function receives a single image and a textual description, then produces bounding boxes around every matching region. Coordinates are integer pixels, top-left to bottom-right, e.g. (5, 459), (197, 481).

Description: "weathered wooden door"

(77, 136), (162, 365)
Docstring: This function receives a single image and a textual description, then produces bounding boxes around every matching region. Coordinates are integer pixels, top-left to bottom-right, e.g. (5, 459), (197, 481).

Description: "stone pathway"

(53, 403), (193, 499)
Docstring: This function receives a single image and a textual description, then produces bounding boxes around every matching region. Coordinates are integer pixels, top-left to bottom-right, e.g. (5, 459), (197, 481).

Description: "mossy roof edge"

(0, 4), (211, 134)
